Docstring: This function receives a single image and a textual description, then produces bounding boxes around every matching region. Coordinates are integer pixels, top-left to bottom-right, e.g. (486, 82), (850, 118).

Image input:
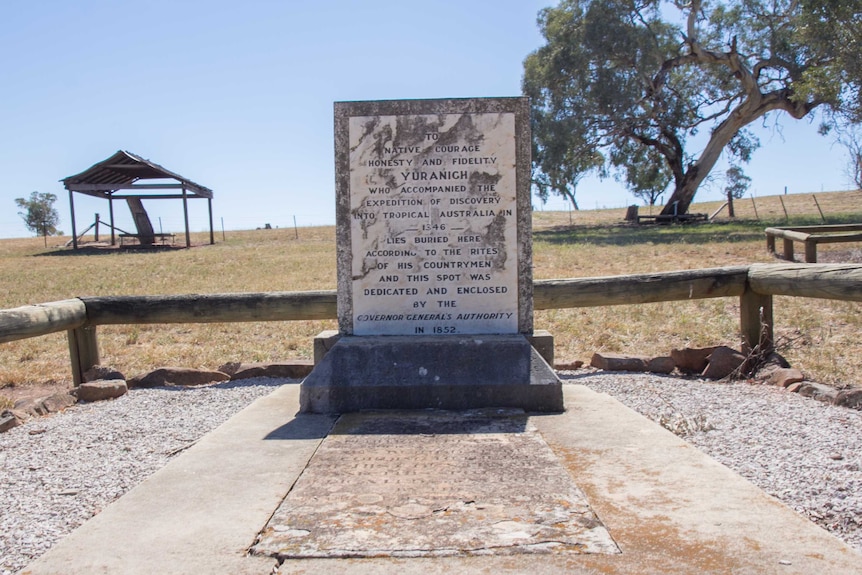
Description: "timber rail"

(766, 224), (862, 263)
(1, 264), (861, 385)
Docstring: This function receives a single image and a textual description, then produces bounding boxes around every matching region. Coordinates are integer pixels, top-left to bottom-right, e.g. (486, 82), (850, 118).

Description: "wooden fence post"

(67, 325), (100, 386)
(740, 287), (774, 355)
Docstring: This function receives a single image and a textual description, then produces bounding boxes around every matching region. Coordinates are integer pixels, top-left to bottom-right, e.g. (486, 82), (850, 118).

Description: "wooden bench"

(765, 224), (862, 263)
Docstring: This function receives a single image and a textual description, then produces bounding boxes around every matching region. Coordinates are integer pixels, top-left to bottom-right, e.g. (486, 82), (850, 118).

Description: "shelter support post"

(69, 190), (78, 250)
(208, 198), (214, 245)
(109, 196), (116, 245)
(67, 325), (99, 386)
(182, 185), (191, 248)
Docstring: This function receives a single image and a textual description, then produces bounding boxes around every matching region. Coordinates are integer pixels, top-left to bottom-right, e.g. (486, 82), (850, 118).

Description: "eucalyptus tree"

(524, 0), (862, 214)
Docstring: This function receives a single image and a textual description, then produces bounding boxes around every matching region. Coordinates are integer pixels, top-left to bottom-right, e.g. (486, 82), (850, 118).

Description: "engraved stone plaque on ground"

(252, 410), (619, 559)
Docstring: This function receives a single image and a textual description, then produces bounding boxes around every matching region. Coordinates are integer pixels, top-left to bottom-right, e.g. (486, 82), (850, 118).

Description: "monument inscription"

(335, 98), (532, 336)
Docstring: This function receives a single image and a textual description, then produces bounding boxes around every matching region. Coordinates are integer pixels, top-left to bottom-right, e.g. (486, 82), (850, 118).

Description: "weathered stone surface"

(78, 379), (128, 402)
(83, 365), (125, 382)
(787, 381), (805, 393)
(527, 330), (555, 367)
(230, 362), (314, 380)
(13, 393), (76, 417)
(128, 367), (230, 388)
(313, 331), (341, 366)
(40, 392), (77, 413)
(796, 382), (839, 403)
(671, 347), (718, 374)
(701, 346), (746, 380)
(590, 353), (648, 372)
(647, 356), (675, 374)
(767, 368), (805, 388)
(834, 388), (862, 409)
(252, 410), (619, 559)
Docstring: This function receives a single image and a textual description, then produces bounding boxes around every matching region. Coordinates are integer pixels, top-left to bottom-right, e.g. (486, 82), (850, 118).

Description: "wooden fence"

(1, 264), (861, 385)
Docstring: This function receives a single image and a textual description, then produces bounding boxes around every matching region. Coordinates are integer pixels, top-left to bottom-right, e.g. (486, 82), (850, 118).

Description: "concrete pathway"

(21, 384), (862, 575)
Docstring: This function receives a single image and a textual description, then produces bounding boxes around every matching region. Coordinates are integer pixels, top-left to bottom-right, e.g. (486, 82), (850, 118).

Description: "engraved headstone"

(300, 97), (562, 413)
(337, 98), (532, 336)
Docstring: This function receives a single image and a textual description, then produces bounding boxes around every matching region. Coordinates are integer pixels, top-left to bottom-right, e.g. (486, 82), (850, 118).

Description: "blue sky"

(0, 0), (854, 238)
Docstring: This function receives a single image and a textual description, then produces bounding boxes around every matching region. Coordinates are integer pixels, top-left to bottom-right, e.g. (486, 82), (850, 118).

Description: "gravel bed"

(567, 371), (862, 552)
(0, 378), (290, 575)
(2, 374), (861, 573)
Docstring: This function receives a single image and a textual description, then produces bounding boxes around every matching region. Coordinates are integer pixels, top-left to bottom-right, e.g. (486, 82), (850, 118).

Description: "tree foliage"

(723, 165), (751, 217)
(523, 0), (862, 214)
(15, 191), (60, 236)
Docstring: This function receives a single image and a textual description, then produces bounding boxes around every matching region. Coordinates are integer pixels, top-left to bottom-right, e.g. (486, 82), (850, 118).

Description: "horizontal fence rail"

(1, 264), (860, 384)
(81, 291), (338, 325)
(0, 299), (87, 344)
(532, 266), (749, 309)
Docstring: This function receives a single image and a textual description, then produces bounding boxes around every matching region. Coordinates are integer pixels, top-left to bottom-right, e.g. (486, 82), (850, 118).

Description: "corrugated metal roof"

(61, 150), (213, 199)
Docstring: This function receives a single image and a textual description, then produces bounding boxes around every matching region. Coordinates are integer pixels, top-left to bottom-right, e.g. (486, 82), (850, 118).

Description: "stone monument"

(300, 97), (563, 413)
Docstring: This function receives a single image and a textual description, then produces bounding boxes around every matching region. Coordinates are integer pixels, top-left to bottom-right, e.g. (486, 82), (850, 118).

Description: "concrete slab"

(22, 384), (862, 575)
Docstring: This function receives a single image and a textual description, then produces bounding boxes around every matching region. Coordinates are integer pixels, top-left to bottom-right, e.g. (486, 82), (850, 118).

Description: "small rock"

(40, 392), (77, 413)
(833, 388), (862, 410)
(83, 365), (126, 382)
(830, 453), (845, 461)
(229, 361), (314, 380)
(217, 362), (241, 376)
(671, 347), (718, 374)
(786, 382), (805, 393)
(590, 353), (648, 372)
(77, 379), (128, 402)
(647, 356), (675, 374)
(554, 360), (584, 371)
(701, 346), (746, 380)
(128, 367), (231, 388)
(767, 368), (805, 388)
(0, 412), (22, 433)
(796, 382), (839, 403)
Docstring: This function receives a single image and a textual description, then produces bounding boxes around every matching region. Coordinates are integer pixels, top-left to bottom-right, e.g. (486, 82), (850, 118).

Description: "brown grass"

(1, 190), (861, 397)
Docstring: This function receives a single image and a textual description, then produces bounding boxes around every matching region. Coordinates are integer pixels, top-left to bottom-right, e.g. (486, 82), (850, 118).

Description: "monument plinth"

(300, 97), (562, 413)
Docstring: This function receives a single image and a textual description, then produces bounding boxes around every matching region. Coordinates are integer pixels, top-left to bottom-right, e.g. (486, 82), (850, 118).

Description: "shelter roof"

(61, 150), (213, 199)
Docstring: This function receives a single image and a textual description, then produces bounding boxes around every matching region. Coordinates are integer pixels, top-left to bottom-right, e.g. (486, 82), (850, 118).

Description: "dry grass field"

(2, 190), (861, 405)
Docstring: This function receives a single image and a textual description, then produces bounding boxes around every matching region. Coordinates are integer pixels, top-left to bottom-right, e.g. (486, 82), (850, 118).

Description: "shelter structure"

(62, 150), (214, 250)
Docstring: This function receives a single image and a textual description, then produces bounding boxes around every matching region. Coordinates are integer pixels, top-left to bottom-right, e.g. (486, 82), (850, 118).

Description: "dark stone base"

(299, 335), (563, 413)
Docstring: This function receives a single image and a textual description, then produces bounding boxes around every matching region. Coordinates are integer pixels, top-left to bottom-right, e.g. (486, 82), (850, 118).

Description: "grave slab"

(252, 409), (618, 559)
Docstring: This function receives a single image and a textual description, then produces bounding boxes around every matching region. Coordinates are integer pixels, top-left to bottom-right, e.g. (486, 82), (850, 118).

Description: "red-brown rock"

(671, 347), (719, 374)
(647, 356), (675, 374)
(84, 365), (126, 382)
(78, 379), (128, 402)
(767, 368), (805, 388)
(554, 360), (584, 371)
(701, 346), (746, 380)
(229, 361), (314, 380)
(834, 388), (862, 409)
(128, 367), (230, 388)
(797, 382), (839, 403)
(590, 353), (648, 372)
